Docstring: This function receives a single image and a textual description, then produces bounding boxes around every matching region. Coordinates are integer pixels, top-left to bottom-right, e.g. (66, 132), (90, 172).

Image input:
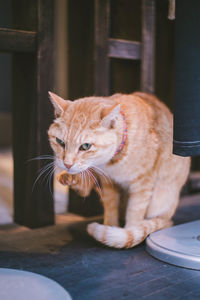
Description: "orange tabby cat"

(48, 91), (190, 248)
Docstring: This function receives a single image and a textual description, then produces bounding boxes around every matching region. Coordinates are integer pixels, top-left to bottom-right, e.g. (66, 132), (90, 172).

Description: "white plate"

(0, 268), (72, 300)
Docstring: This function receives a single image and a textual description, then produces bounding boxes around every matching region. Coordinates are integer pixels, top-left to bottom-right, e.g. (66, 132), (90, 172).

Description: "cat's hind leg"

(146, 180), (181, 221)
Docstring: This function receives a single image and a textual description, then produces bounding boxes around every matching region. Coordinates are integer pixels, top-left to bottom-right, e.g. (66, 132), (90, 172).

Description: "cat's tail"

(87, 218), (172, 249)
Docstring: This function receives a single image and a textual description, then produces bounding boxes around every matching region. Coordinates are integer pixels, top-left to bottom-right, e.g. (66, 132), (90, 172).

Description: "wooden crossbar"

(108, 39), (141, 60)
(0, 28), (36, 52)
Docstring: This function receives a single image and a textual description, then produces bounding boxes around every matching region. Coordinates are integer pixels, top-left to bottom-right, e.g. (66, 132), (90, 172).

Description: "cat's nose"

(64, 163), (73, 170)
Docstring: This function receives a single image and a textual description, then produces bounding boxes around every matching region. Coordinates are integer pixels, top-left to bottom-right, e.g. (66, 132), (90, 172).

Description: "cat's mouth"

(64, 169), (80, 175)
(56, 158), (90, 174)
(63, 166), (89, 175)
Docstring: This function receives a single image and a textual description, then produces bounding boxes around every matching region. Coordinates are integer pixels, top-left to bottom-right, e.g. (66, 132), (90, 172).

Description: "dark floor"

(0, 194), (200, 300)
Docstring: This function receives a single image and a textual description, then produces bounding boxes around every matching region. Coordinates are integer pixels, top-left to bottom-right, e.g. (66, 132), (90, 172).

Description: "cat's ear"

(48, 91), (71, 117)
(101, 104), (121, 128)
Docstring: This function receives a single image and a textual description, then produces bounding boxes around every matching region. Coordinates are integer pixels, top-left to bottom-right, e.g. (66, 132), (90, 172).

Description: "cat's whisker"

(86, 169), (91, 188)
(83, 171), (87, 192)
(28, 155), (55, 163)
(80, 171), (84, 193)
(47, 165), (57, 198)
(87, 169), (102, 199)
(35, 161), (54, 180)
(42, 162), (58, 198)
(41, 163), (54, 184)
(32, 161), (55, 192)
(90, 166), (112, 185)
(43, 163), (55, 185)
(85, 169), (90, 197)
(82, 171), (87, 202)
(86, 169), (93, 193)
(42, 165), (54, 194)
(90, 167), (110, 186)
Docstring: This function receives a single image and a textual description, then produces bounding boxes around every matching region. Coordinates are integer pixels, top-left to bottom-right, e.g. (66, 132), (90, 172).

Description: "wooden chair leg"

(141, 0), (155, 93)
(12, 0), (55, 228)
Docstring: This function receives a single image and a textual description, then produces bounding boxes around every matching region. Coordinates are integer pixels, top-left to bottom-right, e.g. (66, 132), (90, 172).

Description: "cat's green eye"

(56, 137), (65, 148)
(79, 143), (92, 151)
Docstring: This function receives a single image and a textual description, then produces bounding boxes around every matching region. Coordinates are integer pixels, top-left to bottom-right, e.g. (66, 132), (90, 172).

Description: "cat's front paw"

(57, 171), (78, 186)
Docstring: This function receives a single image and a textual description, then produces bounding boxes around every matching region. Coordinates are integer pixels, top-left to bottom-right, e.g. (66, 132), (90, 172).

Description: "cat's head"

(48, 92), (121, 174)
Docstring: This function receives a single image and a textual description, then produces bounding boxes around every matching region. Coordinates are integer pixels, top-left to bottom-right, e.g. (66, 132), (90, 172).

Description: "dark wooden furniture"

(94, 0), (155, 96)
(0, 0), (55, 228)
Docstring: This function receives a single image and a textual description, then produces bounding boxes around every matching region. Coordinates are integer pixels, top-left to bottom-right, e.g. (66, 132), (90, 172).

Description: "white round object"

(146, 219), (200, 270)
(0, 268), (72, 300)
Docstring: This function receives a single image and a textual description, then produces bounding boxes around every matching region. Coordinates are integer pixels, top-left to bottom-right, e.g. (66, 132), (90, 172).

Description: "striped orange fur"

(48, 91), (190, 249)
